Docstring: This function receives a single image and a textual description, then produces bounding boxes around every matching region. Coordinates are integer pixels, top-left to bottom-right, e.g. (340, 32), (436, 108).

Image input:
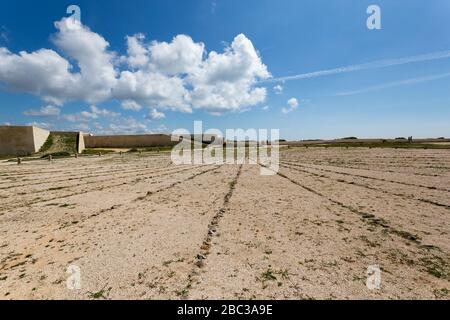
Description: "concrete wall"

(0, 126), (50, 155)
(33, 127), (51, 153)
(84, 134), (177, 148)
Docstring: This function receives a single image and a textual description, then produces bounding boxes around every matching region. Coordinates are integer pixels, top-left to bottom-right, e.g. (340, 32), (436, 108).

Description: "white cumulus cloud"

(106, 117), (149, 134)
(0, 17), (271, 116)
(282, 97), (299, 114)
(63, 105), (120, 122)
(0, 47), (77, 106)
(149, 34), (205, 76)
(125, 34), (150, 69)
(23, 105), (60, 117)
(121, 100), (142, 111)
(148, 109), (165, 120)
(273, 84), (283, 94)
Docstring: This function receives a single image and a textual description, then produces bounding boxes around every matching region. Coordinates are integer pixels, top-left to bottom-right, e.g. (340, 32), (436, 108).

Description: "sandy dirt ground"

(0, 148), (449, 299)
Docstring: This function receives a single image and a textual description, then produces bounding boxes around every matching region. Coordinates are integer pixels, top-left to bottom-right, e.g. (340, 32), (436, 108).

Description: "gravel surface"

(0, 148), (449, 299)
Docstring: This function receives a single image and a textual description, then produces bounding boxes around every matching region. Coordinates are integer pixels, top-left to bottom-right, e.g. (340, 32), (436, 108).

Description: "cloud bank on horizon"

(0, 17), (271, 116)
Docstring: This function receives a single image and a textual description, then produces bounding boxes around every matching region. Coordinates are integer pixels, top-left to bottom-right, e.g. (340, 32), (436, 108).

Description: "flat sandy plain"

(0, 147), (449, 299)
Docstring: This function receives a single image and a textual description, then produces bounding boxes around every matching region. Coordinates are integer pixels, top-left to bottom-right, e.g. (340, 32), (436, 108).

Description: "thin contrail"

(262, 50), (450, 83)
(335, 72), (450, 96)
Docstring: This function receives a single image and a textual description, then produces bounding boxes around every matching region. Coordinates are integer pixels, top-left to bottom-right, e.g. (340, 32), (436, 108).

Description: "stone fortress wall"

(0, 126), (50, 156)
(84, 134), (177, 149)
(0, 126), (220, 156)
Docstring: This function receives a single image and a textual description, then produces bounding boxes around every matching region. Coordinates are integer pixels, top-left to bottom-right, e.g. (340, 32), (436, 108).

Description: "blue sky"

(0, 0), (449, 139)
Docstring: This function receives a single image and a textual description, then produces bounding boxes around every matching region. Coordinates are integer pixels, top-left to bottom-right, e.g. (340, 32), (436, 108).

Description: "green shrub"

(41, 152), (71, 158)
(82, 149), (115, 155)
